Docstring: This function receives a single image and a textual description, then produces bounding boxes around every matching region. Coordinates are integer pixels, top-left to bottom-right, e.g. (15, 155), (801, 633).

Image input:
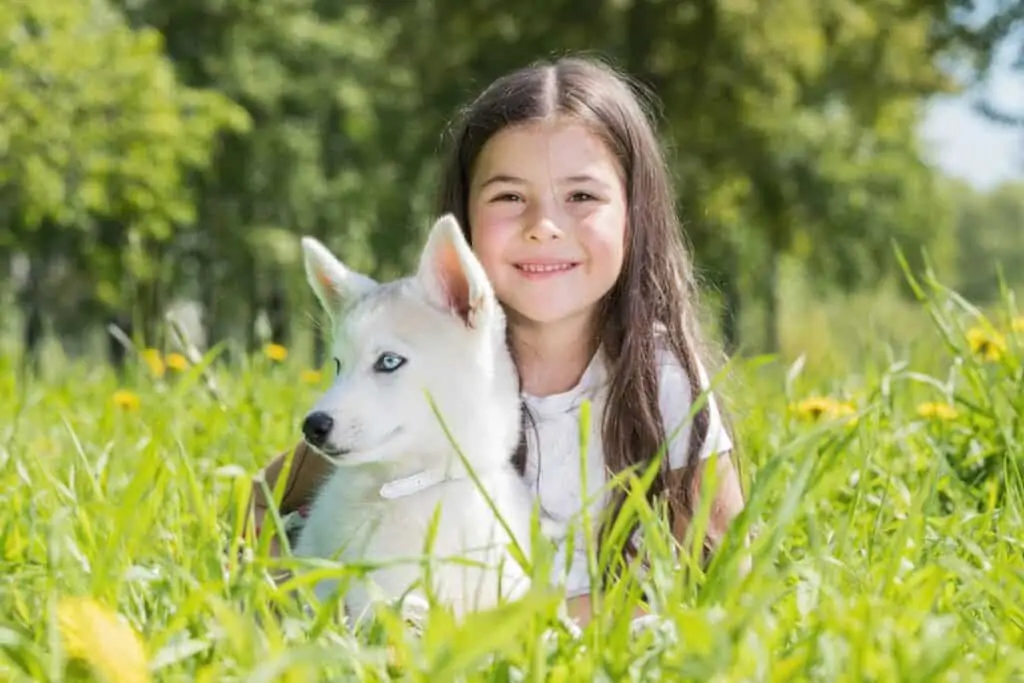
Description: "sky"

(918, 21), (1022, 191)
(921, 73), (1022, 190)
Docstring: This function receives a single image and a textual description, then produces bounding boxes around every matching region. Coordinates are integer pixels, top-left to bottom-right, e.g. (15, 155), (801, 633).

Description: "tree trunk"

(763, 250), (779, 353)
(20, 257), (44, 378)
(720, 270), (742, 354)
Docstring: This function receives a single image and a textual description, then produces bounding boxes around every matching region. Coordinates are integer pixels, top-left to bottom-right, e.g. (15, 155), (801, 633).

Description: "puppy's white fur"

(293, 214), (533, 622)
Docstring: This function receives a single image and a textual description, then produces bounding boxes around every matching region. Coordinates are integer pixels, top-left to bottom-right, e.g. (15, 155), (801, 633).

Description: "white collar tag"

(378, 469), (449, 499)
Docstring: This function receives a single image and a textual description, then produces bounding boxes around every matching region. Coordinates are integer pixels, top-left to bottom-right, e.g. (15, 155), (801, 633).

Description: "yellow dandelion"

(57, 596), (151, 683)
(264, 343), (288, 362)
(792, 396), (856, 422)
(301, 369), (322, 384)
(165, 353), (189, 371)
(831, 402), (856, 418)
(966, 326), (1006, 363)
(916, 401), (958, 421)
(1011, 316), (1024, 333)
(793, 396), (832, 420)
(111, 390), (140, 411)
(139, 348), (164, 378)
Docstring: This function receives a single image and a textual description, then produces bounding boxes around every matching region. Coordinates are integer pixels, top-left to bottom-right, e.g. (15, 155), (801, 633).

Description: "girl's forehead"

(471, 119), (622, 185)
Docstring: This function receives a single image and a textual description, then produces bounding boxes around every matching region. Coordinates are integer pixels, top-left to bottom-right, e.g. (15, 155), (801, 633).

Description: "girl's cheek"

(475, 201), (525, 226)
(580, 208), (627, 243)
(469, 221), (504, 265)
(472, 210), (521, 247)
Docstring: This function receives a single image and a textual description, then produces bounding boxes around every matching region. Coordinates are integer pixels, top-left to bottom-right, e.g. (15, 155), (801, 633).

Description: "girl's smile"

(512, 259), (581, 278)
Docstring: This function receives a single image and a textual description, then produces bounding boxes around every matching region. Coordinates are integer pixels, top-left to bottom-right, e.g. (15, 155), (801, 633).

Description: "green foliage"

(0, 0), (248, 240)
(2, 0), (1021, 354)
(949, 180), (1024, 304)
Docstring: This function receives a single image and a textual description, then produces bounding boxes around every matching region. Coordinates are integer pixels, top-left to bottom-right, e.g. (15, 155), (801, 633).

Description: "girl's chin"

(501, 300), (600, 330)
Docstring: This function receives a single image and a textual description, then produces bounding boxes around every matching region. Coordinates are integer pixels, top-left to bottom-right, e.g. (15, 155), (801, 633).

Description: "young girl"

(249, 54), (746, 624)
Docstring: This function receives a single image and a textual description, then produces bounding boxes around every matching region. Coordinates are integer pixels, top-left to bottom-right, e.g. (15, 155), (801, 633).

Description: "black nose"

(302, 411), (334, 448)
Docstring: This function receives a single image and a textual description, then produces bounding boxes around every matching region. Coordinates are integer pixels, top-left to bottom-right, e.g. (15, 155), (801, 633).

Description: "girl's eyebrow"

(562, 173), (604, 185)
(478, 173), (526, 188)
(478, 172), (607, 188)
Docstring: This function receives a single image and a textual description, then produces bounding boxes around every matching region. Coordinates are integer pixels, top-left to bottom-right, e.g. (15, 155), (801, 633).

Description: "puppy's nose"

(302, 411), (334, 448)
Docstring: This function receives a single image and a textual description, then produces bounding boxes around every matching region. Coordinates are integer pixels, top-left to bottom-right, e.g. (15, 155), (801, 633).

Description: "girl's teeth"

(519, 264), (573, 273)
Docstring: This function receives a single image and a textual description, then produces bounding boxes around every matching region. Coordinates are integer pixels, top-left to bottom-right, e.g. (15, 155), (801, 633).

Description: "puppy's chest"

(301, 477), (463, 556)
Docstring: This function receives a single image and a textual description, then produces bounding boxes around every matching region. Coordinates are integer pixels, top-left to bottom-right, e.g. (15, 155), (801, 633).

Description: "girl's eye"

(490, 192), (523, 203)
(333, 358), (342, 376)
(569, 191), (597, 202)
(373, 352), (407, 374)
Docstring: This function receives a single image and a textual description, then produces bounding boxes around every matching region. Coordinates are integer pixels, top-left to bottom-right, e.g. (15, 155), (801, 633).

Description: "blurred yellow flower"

(264, 343), (288, 362)
(1012, 316), (1024, 333)
(165, 353), (189, 371)
(112, 390), (140, 411)
(301, 369), (322, 384)
(966, 326), (1005, 362)
(57, 596), (151, 683)
(139, 348), (164, 378)
(792, 396), (856, 422)
(916, 401), (959, 421)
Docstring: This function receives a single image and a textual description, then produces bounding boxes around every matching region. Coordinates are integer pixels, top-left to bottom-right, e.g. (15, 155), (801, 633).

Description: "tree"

(0, 0), (249, 360)
(950, 180), (1024, 303)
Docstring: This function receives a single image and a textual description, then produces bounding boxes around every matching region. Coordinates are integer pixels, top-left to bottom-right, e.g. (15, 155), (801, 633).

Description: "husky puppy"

(293, 214), (534, 623)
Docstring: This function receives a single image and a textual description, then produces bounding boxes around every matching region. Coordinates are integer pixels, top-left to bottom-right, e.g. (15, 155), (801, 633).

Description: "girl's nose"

(523, 213), (564, 242)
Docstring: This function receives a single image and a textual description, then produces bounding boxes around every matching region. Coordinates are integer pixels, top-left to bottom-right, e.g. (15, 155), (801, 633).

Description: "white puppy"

(293, 214), (534, 624)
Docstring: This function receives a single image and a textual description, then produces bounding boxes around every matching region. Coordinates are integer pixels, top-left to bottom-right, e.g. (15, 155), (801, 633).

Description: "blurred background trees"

(1, 0), (1021, 373)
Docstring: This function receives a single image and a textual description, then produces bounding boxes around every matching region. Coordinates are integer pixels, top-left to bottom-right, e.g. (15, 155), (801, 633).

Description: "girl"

(249, 54), (747, 625)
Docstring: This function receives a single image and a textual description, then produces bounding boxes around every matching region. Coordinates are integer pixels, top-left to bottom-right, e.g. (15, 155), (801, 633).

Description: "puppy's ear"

(416, 214), (495, 328)
(301, 237), (377, 318)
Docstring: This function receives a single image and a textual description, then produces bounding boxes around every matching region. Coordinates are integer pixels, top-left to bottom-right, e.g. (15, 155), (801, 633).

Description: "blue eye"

(373, 352), (406, 373)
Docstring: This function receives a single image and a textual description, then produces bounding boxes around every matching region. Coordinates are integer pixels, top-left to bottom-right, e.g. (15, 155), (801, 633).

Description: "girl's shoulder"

(651, 335), (734, 469)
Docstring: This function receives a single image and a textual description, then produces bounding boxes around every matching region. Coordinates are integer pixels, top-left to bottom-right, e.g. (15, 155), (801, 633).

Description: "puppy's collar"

(378, 469), (450, 499)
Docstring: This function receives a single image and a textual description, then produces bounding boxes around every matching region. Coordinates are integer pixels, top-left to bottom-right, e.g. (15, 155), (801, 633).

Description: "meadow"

(2, 271), (1023, 682)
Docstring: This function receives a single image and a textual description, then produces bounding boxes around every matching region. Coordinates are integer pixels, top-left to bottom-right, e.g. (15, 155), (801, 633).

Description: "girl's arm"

(670, 451), (750, 580)
(565, 453), (746, 627)
(673, 451), (745, 549)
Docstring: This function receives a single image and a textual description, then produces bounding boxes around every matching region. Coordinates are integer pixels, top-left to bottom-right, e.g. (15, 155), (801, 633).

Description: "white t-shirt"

(520, 341), (733, 598)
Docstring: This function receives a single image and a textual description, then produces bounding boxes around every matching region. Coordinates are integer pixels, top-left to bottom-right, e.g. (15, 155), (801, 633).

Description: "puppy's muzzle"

(302, 411), (334, 449)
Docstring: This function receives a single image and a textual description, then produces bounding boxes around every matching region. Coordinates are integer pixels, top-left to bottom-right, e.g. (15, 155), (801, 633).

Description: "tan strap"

(250, 440), (332, 514)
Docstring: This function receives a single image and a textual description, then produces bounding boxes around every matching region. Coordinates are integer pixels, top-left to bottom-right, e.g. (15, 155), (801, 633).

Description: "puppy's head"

(299, 214), (516, 472)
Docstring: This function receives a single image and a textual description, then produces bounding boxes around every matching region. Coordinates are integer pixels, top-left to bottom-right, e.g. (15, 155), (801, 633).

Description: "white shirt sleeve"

(657, 349), (733, 470)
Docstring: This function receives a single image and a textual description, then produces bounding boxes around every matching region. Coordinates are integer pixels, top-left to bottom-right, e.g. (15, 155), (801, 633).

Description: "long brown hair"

(435, 54), (725, 580)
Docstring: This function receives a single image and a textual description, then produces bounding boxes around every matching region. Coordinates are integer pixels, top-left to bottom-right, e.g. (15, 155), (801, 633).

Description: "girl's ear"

(416, 213), (495, 328)
(301, 237), (378, 319)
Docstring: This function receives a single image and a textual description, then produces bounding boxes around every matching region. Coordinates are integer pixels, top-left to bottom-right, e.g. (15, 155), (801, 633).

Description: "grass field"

(2, 276), (1023, 682)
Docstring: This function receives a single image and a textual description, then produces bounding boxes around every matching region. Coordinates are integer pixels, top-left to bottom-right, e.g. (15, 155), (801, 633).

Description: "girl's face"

(467, 119), (628, 331)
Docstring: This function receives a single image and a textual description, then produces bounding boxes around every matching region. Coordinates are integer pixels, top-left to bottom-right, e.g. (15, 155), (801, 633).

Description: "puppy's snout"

(302, 411), (334, 448)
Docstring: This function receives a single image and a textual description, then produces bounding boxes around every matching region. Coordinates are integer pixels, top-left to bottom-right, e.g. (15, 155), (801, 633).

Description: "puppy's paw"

(629, 612), (676, 640)
(397, 594), (430, 632)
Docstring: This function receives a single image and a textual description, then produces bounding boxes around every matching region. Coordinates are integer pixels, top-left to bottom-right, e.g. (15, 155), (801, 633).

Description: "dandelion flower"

(1012, 316), (1024, 333)
(916, 401), (958, 421)
(57, 596), (151, 683)
(165, 353), (189, 371)
(111, 390), (140, 411)
(301, 369), (322, 384)
(966, 326), (1006, 363)
(264, 343), (288, 362)
(793, 396), (856, 422)
(139, 349), (164, 378)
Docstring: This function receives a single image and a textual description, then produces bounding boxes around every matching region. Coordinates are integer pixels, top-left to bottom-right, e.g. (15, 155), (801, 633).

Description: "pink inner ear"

(436, 239), (472, 322)
(316, 269), (334, 291)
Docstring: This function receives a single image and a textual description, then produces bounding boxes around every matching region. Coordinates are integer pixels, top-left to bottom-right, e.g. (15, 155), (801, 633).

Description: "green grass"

(2, 278), (1024, 682)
